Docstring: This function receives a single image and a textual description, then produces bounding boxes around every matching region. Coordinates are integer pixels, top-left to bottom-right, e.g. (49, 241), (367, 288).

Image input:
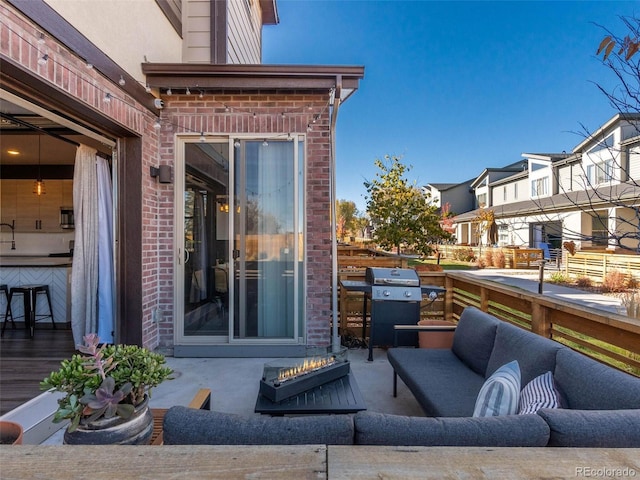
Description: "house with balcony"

(451, 114), (640, 254)
(0, 0), (364, 356)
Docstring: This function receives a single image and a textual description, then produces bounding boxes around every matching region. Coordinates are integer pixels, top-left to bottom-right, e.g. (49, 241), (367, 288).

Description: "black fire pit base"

(259, 361), (351, 403)
(254, 372), (367, 415)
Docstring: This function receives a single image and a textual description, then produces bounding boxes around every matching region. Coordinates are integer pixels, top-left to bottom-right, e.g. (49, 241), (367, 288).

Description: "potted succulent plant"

(41, 334), (173, 445)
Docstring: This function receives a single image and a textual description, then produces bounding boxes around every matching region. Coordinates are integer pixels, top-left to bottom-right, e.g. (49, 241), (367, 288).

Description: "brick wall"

(2, 3), (335, 350)
(1, 3), (162, 348)
(159, 92), (334, 347)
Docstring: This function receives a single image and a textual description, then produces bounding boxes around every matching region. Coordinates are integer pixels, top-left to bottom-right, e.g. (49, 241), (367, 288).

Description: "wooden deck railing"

(444, 271), (640, 376)
(337, 269), (640, 376)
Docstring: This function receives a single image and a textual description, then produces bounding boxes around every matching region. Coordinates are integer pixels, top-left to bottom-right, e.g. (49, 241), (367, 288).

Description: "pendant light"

(33, 134), (46, 195)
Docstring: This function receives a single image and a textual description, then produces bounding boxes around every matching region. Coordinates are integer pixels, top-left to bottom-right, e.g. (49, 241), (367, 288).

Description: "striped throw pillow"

(518, 371), (560, 414)
(473, 360), (521, 417)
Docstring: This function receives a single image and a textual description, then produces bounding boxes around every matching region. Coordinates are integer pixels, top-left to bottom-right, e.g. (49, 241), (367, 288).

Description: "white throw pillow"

(518, 371), (560, 414)
(473, 360), (521, 417)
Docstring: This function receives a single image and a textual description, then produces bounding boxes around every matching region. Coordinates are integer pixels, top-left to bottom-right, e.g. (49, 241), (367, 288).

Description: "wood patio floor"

(0, 324), (76, 416)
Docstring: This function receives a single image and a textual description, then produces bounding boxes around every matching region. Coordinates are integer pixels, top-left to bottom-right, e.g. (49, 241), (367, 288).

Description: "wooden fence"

(565, 251), (640, 282)
(438, 245), (544, 269)
(337, 269), (640, 376)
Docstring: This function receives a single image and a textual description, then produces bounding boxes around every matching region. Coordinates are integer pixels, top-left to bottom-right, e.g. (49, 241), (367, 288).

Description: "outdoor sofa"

(163, 307), (640, 447)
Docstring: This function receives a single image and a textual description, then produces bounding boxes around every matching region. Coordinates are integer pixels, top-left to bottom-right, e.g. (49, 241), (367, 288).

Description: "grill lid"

(365, 267), (420, 287)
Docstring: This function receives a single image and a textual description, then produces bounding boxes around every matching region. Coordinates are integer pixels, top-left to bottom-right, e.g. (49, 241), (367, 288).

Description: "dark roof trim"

(155, 0), (182, 38)
(7, 0), (159, 114)
(260, 0), (279, 25)
(489, 170), (528, 187)
(454, 182), (640, 222)
(142, 63), (364, 95)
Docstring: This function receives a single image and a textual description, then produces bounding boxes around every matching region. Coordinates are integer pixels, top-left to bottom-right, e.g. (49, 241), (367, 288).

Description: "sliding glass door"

(176, 137), (304, 346)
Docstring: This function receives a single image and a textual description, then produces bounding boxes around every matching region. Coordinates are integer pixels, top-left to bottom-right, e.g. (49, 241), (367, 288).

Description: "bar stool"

(1, 284), (15, 336)
(2, 285), (55, 339)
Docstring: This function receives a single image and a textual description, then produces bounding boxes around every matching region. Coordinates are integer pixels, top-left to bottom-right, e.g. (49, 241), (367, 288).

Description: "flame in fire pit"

(277, 355), (336, 383)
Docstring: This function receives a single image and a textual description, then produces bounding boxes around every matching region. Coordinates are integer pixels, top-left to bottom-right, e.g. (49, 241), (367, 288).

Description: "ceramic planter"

(63, 396), (153, 445)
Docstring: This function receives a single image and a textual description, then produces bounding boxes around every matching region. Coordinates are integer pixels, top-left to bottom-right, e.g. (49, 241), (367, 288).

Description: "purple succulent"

(80, 377), (135, 422)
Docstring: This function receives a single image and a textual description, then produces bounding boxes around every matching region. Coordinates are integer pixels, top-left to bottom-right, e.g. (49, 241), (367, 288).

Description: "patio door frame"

(174, 134), (306, 351)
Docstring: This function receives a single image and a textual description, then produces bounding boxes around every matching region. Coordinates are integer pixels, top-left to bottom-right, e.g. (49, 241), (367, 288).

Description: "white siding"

(228, 0), (262, 64)
(557, 164), (571, 193)
(615, 207), (640, 252)
(44, 0), (182, 77)
(628, 146), (640, 182)
(182, 0), (211, 63)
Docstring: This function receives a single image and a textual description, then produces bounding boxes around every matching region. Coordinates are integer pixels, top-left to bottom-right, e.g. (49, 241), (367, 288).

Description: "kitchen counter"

(0, 259), (72, 323)
(0, 256), (72, 267)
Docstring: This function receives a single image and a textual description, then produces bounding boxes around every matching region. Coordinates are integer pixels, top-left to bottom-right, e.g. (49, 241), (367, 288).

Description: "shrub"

(602, 270), (628, 293)
(483, 251), (493, 267)
(475, 257), (487, 269)
(548, 271), (570, 284)
(492, 250), (506, 269)
(626, 276), (639, 290)
(452, 247), (475, 262)
(575, 276), (593, 289)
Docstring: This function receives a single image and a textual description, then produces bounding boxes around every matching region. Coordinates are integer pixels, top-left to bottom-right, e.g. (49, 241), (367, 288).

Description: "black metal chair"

(0, 284), (15, 336)
(2, 284), (55, 338)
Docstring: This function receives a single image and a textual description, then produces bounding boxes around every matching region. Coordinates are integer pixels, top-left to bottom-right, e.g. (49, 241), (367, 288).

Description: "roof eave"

(141, 63), (364, 99)
(260, 0), (279, 25)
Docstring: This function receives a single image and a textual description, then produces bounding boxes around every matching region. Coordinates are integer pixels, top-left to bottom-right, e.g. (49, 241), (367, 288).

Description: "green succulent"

(41, 334), (173, 432)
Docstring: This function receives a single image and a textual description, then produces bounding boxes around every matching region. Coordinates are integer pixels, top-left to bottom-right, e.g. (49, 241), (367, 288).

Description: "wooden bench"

(149, 388), (211, 445)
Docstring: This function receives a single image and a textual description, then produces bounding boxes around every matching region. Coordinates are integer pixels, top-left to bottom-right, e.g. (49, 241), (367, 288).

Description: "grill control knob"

(383, 290), (391, 297)
(404, 290), (412, 298)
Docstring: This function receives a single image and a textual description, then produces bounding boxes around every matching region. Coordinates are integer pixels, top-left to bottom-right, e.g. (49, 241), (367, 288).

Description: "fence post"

(531, 302), (552, 338)
(444, 274), (454, 323)
(602, 254), (607, 282)
(480, 286), (489, 312)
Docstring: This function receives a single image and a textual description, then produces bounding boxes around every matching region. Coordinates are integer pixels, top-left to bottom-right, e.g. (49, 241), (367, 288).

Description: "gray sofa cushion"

(451, 307), (500, 376)
(554, 348), (640, 410)
(538, 409), (640, 447)
(387, 348), (486, 417)
(163, 406), (354, 445)
(354, 411), (550, 446)
(486, 321), (562, 388)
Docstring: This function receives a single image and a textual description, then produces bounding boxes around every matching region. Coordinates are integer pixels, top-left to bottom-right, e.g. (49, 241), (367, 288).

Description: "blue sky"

(263, 1), (639, 211)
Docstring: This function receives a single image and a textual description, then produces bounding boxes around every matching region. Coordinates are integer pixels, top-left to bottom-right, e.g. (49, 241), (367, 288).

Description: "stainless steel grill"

(364, 267), (422, 360)
(365, 267), (422, 301)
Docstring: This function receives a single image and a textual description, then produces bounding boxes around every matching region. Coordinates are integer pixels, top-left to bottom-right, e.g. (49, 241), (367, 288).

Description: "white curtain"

(96, 157), (114, 343)
(254, 141), (294, 337)
(71, 145), (99, 345)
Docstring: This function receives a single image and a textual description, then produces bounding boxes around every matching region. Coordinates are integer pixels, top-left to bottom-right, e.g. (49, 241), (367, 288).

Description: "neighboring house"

(452, 114), (640, 253)
(424, 180), (475, 216)
(0, 0), (363, 356)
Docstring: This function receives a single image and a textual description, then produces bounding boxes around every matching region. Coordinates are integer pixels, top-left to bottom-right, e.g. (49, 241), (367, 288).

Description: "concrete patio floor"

(150, 346), (424, 416)
(40, 346), (424, 444)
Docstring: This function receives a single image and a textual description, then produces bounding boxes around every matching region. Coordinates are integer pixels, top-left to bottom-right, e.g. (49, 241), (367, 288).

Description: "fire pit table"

(254, 347), (366, 415)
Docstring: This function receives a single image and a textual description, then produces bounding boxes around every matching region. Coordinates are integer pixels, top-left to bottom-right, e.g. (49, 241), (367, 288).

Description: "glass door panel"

(183, 142), (230, 337)
(233, 140), (297, 340)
